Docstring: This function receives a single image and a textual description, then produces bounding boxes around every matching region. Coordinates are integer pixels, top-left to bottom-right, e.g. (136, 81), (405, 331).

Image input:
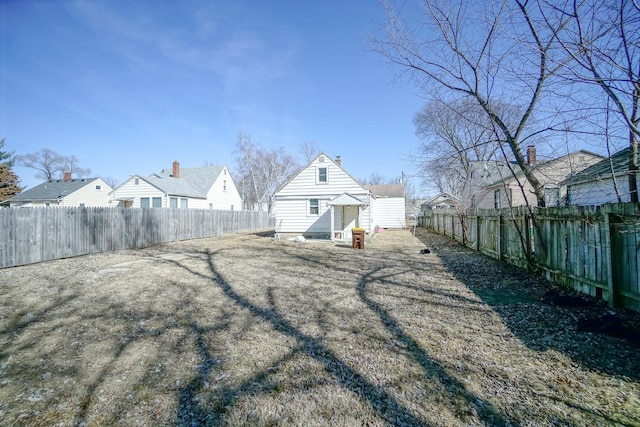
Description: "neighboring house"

(418, 193), (460, 227)
(420, 192), (460, 211)
(468, 146), (604, 209)
(1, 173), (112, 207)
(560, 147), (636, 206)
(109, 161), (242, 210)
(273, 153), (406, 241)
(365, 184), (406, 229)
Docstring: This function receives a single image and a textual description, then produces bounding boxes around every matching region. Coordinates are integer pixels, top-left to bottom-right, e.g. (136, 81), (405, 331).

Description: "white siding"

(206, 168), (243, 210)
(274, 198), (332, 233)
(109, 177), (205, 208)
(372, 197), (406, 229)
(568, 176), (632, 206)
(109, 177), (166, 208)
(276, 156), (365, 197)
(61, 179), (112, 207)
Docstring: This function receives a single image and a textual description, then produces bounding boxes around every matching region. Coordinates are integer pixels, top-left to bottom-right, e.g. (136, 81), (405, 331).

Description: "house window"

(493, 190), (500, 209)
(318, 167), (327, 183)
(180, 198), (188, 209)
(79, 203), (86, 208)
(152, 197), (162, 208)
(140, 197), (150, 208)
(223, 180), (227, 191)
(95, 185), (101, 190)
(135, 178), (139, 185)
(170, 197), (178, 208)
(209, 203), (213, 209)
(309, 198), (319, 215)
(230, 205), (234, 211)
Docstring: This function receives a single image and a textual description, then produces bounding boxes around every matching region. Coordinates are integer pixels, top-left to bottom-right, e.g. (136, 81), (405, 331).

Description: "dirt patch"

(0, 228), (638, 426)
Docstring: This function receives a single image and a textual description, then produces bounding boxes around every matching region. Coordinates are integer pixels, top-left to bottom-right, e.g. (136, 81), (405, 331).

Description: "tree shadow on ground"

(355, 267), (513, 426)
(172, 248), (433, 426)
(167, 245), (517, 426)
(416, 228), (640, 383)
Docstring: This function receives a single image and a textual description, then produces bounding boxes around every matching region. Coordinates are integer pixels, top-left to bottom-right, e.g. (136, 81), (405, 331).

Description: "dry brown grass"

(0, 228), (639, 426)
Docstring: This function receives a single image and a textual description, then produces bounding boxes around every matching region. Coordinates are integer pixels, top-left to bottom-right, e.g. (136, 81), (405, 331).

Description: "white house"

(273, 153), (405, 241)
(561, 147), (636, 206)
(109, 161), (242, 210)
(2, 173), (112, 207)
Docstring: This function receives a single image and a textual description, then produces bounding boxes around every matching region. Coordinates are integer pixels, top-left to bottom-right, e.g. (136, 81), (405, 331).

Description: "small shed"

(366, 184), (406, 229)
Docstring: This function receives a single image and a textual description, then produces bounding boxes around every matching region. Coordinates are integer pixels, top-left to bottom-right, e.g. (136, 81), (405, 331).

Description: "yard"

(0, 228), (639, 426)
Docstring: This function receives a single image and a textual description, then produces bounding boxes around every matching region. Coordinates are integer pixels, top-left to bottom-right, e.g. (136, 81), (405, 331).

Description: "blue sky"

(2, 0), (426, 193)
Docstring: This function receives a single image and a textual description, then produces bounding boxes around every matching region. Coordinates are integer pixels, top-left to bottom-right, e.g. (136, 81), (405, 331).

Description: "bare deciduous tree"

(234, 131), (300, 213)
(413, 97), (510, 197)
(17, 148), (91, 181)
(99, 176), (120, 189)
(298, 141), (322, 163)
(372, 0), (578, 207)
(359, 172), (390, 185)
(557, 0), (640, 202)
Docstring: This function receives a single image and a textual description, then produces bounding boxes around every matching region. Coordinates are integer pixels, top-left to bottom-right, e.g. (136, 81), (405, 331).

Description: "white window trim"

(308, 198), (320, 216)
(316, 166), (328, 184)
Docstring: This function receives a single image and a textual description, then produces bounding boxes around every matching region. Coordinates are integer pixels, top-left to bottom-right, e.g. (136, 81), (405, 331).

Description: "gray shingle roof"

(7, 178), (100, 201)
(146, 165), (225, 198)
(560, 147), (631, 186)
(157, 165), (224, 195)
(365, 184), (405, 197)
(144, 175), (203, 198)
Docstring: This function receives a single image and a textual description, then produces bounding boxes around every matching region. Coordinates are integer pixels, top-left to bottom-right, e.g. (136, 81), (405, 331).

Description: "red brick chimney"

(63, 172), (72, 182)
(527, 146), (537, 166)
(172, 160), (180, 178)
(335, 155), (341, 167)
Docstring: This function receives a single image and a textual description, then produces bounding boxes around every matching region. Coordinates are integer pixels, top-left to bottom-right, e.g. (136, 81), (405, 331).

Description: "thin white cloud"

(69, 1), (301, 95)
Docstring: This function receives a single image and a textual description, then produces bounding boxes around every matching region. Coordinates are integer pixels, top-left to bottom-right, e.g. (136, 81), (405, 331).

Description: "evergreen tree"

(0, 139), (22, 202)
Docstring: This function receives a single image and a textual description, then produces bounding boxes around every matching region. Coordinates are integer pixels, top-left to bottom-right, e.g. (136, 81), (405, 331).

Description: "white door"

(342, 206), (359, 238)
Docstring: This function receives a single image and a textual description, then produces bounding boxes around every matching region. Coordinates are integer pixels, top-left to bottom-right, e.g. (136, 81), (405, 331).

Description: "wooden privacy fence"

(423, 203), (640, 313)
(0, 207), (274, 268)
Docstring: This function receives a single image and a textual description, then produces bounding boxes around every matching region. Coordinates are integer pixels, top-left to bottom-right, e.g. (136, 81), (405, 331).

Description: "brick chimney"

(527, 146), (537, 166)
(335, 155), (341, 167)
(172, 160), (180, 178)
(63, 172), (72, 182)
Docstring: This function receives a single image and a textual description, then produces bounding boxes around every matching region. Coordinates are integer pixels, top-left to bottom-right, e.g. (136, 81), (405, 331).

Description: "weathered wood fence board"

(423, 203), (640, 313)
(0, 207), (273, 268)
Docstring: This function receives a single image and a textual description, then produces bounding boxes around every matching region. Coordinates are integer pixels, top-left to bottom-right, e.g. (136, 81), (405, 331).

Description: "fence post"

(525, 211), (532, 269)
(602, 209), (616, 308)
(498, 213), (503, 262)
(476, 209), (481, 251)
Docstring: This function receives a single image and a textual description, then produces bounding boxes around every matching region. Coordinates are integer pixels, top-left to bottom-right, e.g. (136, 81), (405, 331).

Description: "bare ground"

(0, 228), (638, 426)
